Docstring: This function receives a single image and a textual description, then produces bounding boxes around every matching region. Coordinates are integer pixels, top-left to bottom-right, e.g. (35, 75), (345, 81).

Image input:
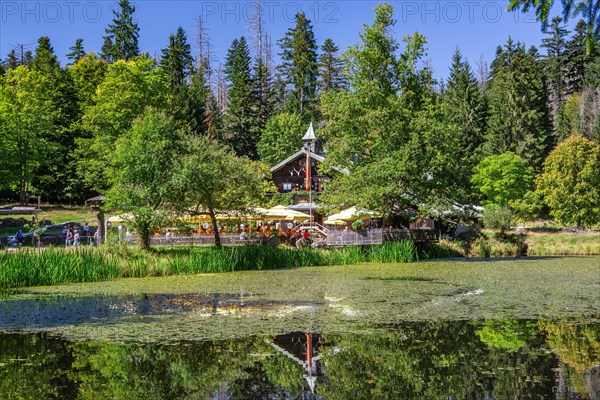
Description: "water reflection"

(0, 319), (598, 399)
(0, 293), (319, 330)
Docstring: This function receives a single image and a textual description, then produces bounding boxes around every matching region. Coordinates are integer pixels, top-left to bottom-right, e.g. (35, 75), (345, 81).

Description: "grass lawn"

(0, 206), (96, 236)
(527, 231), (600, 256)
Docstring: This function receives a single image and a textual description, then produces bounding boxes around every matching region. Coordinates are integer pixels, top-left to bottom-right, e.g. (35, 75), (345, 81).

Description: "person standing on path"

(65, 228), (73, 247)
(15, 228), (24, 245)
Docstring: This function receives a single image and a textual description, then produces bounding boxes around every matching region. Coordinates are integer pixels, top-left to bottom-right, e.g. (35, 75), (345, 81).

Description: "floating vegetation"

(1, 256), (595, 342)
(364, 276), (439, 282)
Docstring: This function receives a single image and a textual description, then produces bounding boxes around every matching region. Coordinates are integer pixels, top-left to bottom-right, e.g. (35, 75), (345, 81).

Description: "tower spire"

(302, 121), (316, 142)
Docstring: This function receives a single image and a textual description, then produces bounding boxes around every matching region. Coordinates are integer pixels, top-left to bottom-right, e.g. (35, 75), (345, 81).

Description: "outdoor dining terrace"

(145, 227), (440, 248)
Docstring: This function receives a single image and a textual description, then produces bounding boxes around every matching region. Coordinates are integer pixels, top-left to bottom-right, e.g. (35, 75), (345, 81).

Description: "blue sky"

(0, 1), (569, 81)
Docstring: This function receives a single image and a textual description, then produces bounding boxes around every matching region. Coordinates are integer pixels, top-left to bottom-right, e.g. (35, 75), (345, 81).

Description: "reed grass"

(0, 241), (420, 289)
(0, 247), (120, 288)
(370, 241), (417, 263)
(469, 232), (600, 257)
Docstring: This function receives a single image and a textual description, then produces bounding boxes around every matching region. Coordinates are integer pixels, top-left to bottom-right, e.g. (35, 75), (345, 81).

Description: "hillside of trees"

(1, 0), (599, 227)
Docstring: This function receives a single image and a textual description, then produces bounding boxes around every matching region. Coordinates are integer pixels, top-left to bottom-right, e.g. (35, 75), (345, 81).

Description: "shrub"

(420, 240), (464, 259)
(483, 205), (513, 236)
(473, 238), (491, 258)
(351, 220), (364, 230)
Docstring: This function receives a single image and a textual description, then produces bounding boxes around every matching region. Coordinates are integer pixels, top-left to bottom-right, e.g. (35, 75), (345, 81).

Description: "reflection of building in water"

(267, 332), (324, 395)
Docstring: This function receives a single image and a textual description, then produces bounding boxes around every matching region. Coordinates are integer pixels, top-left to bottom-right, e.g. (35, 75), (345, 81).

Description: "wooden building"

(270, 123), (337, 194)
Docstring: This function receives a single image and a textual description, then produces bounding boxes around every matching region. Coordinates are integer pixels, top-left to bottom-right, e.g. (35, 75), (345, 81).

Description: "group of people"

(63, 223), (97, 247)
(161, 222), (313, 244)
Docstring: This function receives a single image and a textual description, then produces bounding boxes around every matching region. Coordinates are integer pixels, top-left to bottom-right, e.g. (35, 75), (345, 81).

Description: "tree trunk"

(140, 227), (151, 250)
(209, 210), (221, 247)
(97, 212), (105, 245)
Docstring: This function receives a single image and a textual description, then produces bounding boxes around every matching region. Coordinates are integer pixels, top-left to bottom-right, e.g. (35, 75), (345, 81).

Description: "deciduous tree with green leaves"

(69, 53), (108, 111)
(536, 135), (600, 228)
(105, 109), (183, 250)
(0, 66), (56, 204)
(257, 112), (304, 166)
(321, 3), (463, 218)
(174, 136), (268, 246)
(471, 152), (533, 207)
(78, 56), (168, 191)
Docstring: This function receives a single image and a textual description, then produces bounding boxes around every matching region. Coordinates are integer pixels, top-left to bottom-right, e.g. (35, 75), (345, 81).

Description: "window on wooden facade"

(282, 183), (292, 192)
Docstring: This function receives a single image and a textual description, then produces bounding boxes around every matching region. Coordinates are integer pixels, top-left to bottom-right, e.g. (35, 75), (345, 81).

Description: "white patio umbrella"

(264, 205), (311, 221)
(326, 206), (381, 221)
(107, 213), (133, 223)
(324, 218), (347, 225)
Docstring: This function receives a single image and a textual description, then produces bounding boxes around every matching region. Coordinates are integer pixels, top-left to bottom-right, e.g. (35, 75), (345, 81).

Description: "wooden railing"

(145, 228), (440, 248)
(149, 235), (258, 247)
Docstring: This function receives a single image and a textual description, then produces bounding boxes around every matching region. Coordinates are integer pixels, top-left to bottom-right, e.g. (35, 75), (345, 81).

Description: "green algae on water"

(1, 257), (598, 343)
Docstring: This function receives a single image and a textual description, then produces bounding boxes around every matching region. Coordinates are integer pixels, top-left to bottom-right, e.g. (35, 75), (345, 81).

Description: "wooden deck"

(145, 229), (440, 248)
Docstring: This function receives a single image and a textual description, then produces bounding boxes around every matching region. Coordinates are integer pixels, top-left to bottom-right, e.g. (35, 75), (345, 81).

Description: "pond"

(1, 257), (599, 399)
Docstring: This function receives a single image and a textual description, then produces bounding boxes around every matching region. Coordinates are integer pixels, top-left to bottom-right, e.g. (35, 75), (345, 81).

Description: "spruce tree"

(485, 38), (551, 169)
(277, 12), (319, 115)
(23, 51), (33, 66)
(205, 93), (222, 139)
(443, 49), (486, 191)
(4, 50), (18, 70)
(183, 68), (212, 136)
(104, 0), (140, 61)
(32, 37), (60, 72)
(580, 58), (600, 142)
(100, 36), (114, 62)
(319, 38), (347, 93)
(564, 20), (593, 93)
(159, 27), (194, 125)
(160, 27), (193, 90)
(542, 17), (569, 131)
(254, 58), (275, 130)
(67, 38), (86, 65)
(223, 37), (260, 159)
